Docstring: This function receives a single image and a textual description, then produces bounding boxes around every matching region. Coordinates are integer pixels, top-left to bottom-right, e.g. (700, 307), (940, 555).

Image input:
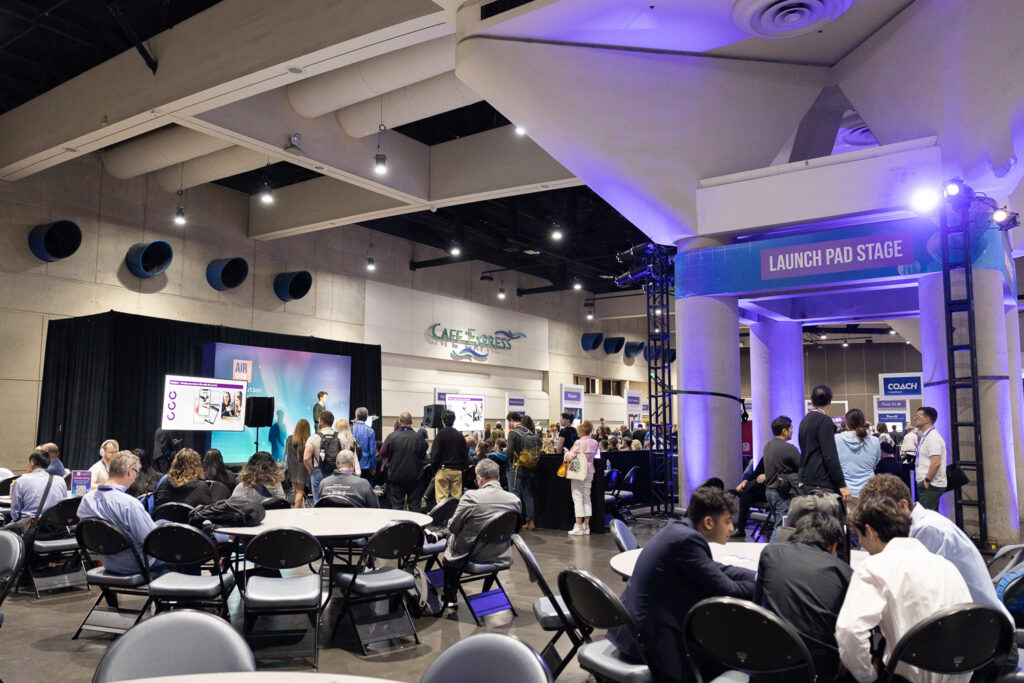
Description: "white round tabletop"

(215, 507), (432, 539)
(0, 495), (10, 505)
(610, 541), (868, 578)
(116, 672), (398, 683)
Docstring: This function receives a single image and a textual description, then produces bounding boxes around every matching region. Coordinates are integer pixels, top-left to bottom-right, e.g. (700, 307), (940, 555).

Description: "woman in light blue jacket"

(835, 409), (880, 507)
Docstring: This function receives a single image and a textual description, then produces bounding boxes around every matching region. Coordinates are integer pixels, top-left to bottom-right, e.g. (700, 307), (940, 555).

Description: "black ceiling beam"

(107, 1), (158, 74)
(0, 0), (96, 48)
(517, 284), (571, 296)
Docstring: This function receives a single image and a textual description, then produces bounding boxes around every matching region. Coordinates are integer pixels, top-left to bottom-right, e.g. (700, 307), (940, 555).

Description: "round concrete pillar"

(1005, 307), (1024, 524)
(749, 319), (805, 462)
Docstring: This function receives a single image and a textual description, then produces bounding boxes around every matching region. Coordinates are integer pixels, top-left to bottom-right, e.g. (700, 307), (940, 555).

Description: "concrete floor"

(0, 521), (668, 682)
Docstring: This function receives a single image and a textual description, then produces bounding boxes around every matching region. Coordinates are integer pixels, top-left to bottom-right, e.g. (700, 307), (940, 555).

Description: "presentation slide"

(203, 343), (352, 464)
(161, 375), (248, 432)
(444, 394), (484, 432)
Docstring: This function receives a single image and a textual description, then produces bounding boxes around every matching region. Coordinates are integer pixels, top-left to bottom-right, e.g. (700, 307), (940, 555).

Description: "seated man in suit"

(755, 513), (853, 681)
(440, 458), (521, 610)
(318, 449), (378, 508)
(607, 486), (757, 682)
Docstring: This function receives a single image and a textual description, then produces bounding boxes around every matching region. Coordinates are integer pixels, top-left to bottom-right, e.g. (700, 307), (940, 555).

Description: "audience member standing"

(564, 419), (598, 535)
(798, 385), (851, 502)
(557, 412), (578, 454)
(10, 451), (66, 521)
(380, 412), (427, 511)
(507, 413), (540, 530)
(351, 407), (377, 479)
(152, 428), (182, 472)
(834, 409), (880, 511)
(303, 410), (337, 505)
(430, 409), (470, 500)
(836, 496), (971, 682)
(914, 406), (948, 511)
(90, 439), (119, 489)
(761, 415), (800, 542)
(607, 487), (755, 682)
(755, 513), (852, 681)
(333, 418), (363, 477)
(285, 419), (311, 508)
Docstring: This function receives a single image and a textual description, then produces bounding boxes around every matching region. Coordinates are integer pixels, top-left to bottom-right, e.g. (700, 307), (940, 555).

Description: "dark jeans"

(389, 479), (424, 512)
(916, 482), (946, 510)
(513, 466), (534, 522)
(735, 482), (766, 528)
(441, 558), (465, 602)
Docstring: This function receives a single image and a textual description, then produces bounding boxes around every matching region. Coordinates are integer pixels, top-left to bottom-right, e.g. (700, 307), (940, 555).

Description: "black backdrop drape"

(37, 311), (382, 470)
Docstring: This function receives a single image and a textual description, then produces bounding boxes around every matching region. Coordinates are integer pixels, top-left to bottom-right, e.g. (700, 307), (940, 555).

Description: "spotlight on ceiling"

(450, 243), (461, 257)
(572, 281), (582, 290)
(174, 206), (186, 226)
(497, 286), (506, 300)
(943, 178), (973, 210)
(283, 133), (305, 156)
(515, 126), (526, 136)
(480, 272), (494, 282)
(552, 229), (563, 241)
(889, 329), (897, 335)
(366, 257), (375, 271)
(944, 180), (962, 196)
(842, 340), (849, 348)
(992, 207), (1019, 228)
(819, 334), (827, 340)
(585, 303), (594, 321)
(260, 181), (274, 205)
(373, 153), (387, 175)
(910, 188), (940, 213)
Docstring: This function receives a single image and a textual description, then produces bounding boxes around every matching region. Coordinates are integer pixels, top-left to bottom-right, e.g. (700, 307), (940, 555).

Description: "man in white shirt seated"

(10, 451), (67, 521)
(90, 439), (119, 489)
(836, 496), (971, 683)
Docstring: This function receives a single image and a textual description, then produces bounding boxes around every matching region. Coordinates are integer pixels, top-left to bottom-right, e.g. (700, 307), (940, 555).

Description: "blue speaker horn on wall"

(125, 240), (173, 278)
(581, 332), (604, 351)
(603, 336), (625, 354)
(206, 257), (249, 291)
(624, 341), (646, 359)
(274, 270), (312, 302)
(28, 220), (82, 262)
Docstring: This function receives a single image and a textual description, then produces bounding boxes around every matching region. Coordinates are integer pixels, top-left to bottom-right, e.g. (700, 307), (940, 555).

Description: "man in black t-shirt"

(557, 411), (578, 454)
(798, 385), (850, 502)
(762, 415), (801, 541)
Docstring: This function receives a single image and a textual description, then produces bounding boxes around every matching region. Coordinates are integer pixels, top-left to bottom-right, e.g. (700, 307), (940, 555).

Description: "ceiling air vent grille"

(732, 0), (856, 39)
(481, 0), (534, 21)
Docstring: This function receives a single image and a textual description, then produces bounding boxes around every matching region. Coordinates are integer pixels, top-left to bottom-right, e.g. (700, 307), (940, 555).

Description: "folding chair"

(416, 497), (459, 572)
(513, 535), (589, 677)
(74, 518), (153, 639)
(24, 496), (88, 598)
(331, 520), (422, 655)
(453, 510), (520, 626)
(261, 497), (290, 510)
(421, 633), (553, 683)
(609, 519), (639, 553)
(0, 530), (26, 630)
(151, 502), (194, 524)
(608, 467), (639, 524)
(144, 523), (235, 617)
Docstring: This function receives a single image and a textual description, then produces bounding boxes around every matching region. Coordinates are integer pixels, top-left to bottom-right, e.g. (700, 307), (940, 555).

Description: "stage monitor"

(161, 374), (248, 432)
(203, 343), (352, 464)
(444, 394), (484, 432)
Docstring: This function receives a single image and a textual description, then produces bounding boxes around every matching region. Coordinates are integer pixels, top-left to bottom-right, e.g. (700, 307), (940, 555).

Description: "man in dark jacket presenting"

(380, 412), (427, 511)
(798, 385), (851, 502)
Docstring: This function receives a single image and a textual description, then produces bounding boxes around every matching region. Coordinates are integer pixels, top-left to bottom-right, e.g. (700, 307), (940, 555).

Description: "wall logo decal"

(428, 323), (526, 362)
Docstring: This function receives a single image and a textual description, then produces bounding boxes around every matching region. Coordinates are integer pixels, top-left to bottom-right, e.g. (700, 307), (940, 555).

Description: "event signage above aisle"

(626, 389), (642, 423)
(506, 392), (526, 415)
(561, 383), (584, 424)
(878, 372), (923, 398)
(675, 217), (1009, 298)
(874, 396), (910, 428)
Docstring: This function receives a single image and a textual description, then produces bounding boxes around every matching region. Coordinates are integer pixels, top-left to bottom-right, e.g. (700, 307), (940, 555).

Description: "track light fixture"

(585, 301), (594, 320)
(515, 125), (526, 136)
(573, 281), (582, 291)
(992, 207), (1020, 228)
(552, 228), (563, 241)
(450, 243), (461, 257)
(260, 181), (273, 205)
(889, 329), (896, 335)
(174, 189), (186, 225)
(374, 100), (388, 175)
(366, 257), (375, 271)
(498, 280), (506, 300)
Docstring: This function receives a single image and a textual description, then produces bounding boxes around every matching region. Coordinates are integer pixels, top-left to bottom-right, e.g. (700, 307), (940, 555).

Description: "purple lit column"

(1006, 306), (1024, 524)
(676, 238), (742, 498)
(919, 271), (1019, 540)
(749, 319), (805, 462)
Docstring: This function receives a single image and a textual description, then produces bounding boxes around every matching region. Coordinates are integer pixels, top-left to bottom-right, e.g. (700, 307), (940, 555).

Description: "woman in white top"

(564, 420), (599, 535)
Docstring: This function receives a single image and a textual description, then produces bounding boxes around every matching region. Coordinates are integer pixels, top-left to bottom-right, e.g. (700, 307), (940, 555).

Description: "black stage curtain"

(37, 311), (382, 471)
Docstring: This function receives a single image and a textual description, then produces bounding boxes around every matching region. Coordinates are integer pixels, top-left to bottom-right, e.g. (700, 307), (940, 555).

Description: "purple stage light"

(910, 188), (940, 213)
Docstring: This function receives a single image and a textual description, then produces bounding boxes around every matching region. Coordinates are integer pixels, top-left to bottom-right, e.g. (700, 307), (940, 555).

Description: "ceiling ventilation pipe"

(101, 125), (233, 179)
(336, 71), (482, 138)
(153, 147), (268, 192)
(286, 35), (454, 119)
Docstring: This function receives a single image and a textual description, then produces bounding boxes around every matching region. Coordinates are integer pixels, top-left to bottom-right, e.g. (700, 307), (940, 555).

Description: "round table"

(116, 672), (398, 683)
(0, 495), (10, 506)
(215, 507), (432, 540)
(609, 542), (869, 578)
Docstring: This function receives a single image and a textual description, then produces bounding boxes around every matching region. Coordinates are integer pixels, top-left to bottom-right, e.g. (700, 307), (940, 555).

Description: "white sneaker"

(582, 527), (590, 535)
(568, 526), (583, 535)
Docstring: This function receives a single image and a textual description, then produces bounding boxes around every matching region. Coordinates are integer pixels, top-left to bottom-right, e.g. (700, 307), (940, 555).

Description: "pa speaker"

(245, 397), (275, 428)
(423, 404), (444, 429)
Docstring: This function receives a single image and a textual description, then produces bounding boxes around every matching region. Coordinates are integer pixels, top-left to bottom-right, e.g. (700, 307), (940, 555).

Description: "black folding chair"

(0, 530), (26, 630)
(74, 518), (153, 639)
(602, 469), (621, 510)
(453, 510), (520, 626)
(261, 497), (290, 510)
(609, 519), (639, 553)
(513, 535), (589, 677)
(880, 603), (1012, 682)
(24, 496), (87, 598)
(414, 497), (459, 572)
(421, 632), (553, 683)
(314, 496), (355, 508)
(331, 520), (423, 655)
(152, 502), (194, 524)
(144, 523), (235, 617)
(0, 476), (18, 496)
(608, 467), (639, 524)
(241, 527), (323, 669)
(558, 567), (654, 682)
(684, 597), (815, 682)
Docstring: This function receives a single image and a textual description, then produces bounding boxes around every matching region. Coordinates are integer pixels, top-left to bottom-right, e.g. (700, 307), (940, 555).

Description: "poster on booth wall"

(625, 390), (643, 424)
(505, 392), (526, 419)
(873, 395), (909, 431)
(878, 372), (923, 399)
(70, 471), (91, 496)
(560, 384), (584, 425)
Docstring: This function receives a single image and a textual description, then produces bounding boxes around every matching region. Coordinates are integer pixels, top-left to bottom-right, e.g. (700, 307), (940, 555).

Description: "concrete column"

(918, 270), (1019, 541)
(1005, 308), (1024, 524)
(749, 319), (805, 462)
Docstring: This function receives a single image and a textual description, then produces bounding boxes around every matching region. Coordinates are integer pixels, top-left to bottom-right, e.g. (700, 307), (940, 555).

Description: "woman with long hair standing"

(286, 419), (311, 507)
(333, 418), (362, 477)
(564, 420), (599, 535)
(834, 408), (881, 512)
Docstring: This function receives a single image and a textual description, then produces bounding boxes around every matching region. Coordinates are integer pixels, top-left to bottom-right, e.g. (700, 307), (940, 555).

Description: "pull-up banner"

(676, 217), (1008, 298)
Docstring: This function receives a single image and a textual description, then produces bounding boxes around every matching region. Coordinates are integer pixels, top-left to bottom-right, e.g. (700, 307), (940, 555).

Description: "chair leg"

(493, 575), (516, 616)
(72, 589), (105, 640)
(456, 581), (483, 626)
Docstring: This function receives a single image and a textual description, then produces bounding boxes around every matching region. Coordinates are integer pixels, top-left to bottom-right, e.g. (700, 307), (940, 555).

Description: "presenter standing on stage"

(313, 391), (327, 426)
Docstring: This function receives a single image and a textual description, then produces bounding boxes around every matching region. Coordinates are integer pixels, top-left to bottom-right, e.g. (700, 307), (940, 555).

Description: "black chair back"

(363, 521), (423, 561)
(420, 632), (552, 683)
(0, 530), (26, 609)
(512, 534), (570, 628)
(698, 477), (725, 490)
(314, 496), (355, 508)
(476, 510), (520, 545)
(609, 519), (639, 552)
(1003, 571), (1024, 608)
(882, 604), (1012, 681)
(245, 527), (322, 570)
(558, 567), (651, 663)
(143, 523), (219, 567)
(605, 469), (620, 491)
(37, 496), (82, 528)
(622, 466), (639, 489)
(76, 518), (150, 579)
(429, 497), (460, 528)
(152, 502), (194, 524)
(0, 477), (18, 496)
(63, 472), (73, 488)
(261, 497), (290, 510)
(205, 480), (231, 502)
(683, 597), (815, 681)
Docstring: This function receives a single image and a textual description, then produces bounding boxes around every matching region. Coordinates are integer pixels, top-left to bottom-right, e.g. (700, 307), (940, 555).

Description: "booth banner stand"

(626, 389), (642, 424)
(506, 392), (526, 418)
(874, 396), (910, 431)
(560, 384), (584, 425)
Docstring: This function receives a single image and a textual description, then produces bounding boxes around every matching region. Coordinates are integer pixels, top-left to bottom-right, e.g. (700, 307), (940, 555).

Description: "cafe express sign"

(429, 323), (525, 360)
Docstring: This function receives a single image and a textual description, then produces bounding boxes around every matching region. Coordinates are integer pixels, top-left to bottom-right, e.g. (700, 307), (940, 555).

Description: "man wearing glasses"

(78, 451), (169, 576)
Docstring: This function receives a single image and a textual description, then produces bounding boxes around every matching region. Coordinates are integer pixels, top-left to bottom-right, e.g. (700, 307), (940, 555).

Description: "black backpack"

(188, 498), (265, 528)
(318, 432), (343, 474)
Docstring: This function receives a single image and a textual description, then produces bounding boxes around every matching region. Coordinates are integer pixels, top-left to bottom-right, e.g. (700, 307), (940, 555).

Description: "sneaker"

(443, 599), (458, 610)
(568, 526), (583, 535)
(582, 527), (590, 535)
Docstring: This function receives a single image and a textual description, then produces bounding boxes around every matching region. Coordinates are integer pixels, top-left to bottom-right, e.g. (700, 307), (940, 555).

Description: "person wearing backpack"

(303, 410), (338, 505)
(506, 412), (539, 529)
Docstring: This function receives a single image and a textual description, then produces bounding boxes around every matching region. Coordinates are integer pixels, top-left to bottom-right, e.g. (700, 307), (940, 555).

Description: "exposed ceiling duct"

(153, 146), (269, 192)
(100, 125), (233, 179)
(286, 35), (454, 120)
(336, 71), (482, 138)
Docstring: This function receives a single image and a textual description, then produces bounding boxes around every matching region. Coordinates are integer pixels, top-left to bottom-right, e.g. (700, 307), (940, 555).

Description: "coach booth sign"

(878, 372), (923, 398)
